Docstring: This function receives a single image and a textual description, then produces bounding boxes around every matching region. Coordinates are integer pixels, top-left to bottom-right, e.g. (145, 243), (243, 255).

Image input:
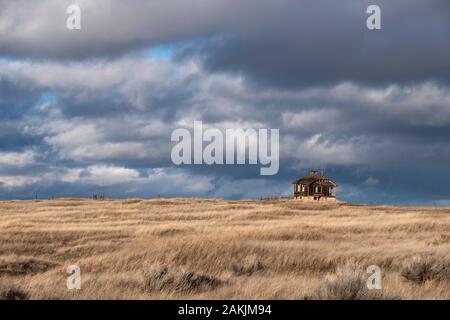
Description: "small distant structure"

(292, 169), (337, 201)
(93, 193), (106, 201)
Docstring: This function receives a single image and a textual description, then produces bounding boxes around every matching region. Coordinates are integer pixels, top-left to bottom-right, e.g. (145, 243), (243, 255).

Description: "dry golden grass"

(0, 198), (449, 300)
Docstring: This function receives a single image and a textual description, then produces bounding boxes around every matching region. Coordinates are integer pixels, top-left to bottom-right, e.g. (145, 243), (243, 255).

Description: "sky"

(1, 0), (450, 204)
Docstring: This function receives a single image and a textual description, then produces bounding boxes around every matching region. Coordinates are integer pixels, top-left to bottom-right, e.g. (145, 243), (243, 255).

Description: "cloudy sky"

(1, 0), (450, 204)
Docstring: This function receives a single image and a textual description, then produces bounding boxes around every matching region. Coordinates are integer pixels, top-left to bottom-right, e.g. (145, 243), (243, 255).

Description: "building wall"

(294, 182), (336, 198)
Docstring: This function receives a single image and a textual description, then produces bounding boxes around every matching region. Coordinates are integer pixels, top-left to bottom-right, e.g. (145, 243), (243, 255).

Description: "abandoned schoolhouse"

(292, 170), (337, 201)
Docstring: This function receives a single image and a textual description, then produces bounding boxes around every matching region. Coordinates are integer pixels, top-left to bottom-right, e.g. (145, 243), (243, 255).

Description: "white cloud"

(0, 175), (42, 189)
(0, 57), (199, 110)
(282, 109), (340, 132)
(42, 119), (168, 162)
(0, 163), (214, 196)
(283, 134), (362, 167)
(58, 165), (215, 194)
(0, 150), (36, 168)
(62, 165), (140, 186)
(143, 168), (214, 194)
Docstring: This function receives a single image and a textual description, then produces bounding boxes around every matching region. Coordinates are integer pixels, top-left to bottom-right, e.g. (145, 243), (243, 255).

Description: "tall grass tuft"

(232, 256), (265, 276)
(142, 265), (221, 293)
(302, 266), (398, 300)
(400, 257), (449, 283)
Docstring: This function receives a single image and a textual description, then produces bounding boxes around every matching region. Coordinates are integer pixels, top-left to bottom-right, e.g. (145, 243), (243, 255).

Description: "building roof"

(292, 174), (337, 187)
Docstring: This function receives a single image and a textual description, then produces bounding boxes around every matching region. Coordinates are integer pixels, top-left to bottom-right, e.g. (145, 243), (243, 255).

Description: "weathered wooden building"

(292, 170), (337, 201)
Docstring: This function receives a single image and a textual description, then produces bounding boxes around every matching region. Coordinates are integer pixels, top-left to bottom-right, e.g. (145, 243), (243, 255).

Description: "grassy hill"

(0, 198), (449, 299)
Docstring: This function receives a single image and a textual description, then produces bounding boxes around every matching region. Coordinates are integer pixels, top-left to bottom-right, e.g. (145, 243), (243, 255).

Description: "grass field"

(0, 198), (449, 300)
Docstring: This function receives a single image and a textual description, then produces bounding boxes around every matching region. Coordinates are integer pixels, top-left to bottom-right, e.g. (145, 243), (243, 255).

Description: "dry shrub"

(302, 266), (398, 300)
(0, 257), (59, 276)
(142, 265), (221, 293)
(0, 286), (29, 300)
(232, 256), (265, 276)
(400, 257), (449, 283)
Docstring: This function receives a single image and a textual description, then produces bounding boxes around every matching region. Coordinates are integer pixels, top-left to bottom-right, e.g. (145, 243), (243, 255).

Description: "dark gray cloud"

(2, 0), (449, 86)
(0, 0), (224, 59)
(187, 0), (450, 87)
